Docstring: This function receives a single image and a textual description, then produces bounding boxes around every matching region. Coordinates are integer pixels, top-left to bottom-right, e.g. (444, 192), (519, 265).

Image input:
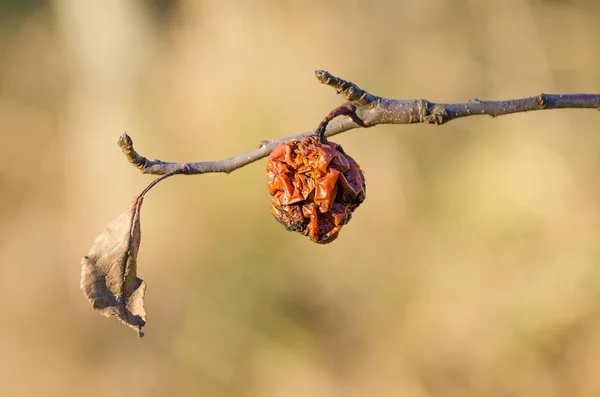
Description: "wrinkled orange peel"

(267, 136), (366, 243)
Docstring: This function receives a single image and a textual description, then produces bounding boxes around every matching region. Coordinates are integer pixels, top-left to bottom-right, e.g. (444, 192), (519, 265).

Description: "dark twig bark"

(118, 70), (600, 177)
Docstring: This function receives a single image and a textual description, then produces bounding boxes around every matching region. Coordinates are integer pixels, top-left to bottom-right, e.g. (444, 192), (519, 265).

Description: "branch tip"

(118, 133), (133, 148)
(314, 70), (330, 84)
(118, 133), (148, 171)
(315, 70), (378, 108)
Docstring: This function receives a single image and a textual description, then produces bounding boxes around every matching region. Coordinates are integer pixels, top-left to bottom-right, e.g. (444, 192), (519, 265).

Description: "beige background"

(1, 0), (600, 396)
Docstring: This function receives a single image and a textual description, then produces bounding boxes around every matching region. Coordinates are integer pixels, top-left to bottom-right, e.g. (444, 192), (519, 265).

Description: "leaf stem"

(139, 169), (185, 198)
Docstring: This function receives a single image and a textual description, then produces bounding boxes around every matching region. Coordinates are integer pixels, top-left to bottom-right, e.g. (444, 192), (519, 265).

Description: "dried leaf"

(81, 196), (146, 338)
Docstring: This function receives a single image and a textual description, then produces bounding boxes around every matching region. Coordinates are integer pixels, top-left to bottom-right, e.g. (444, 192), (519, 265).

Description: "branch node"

(418, 101), (448, 125)
(535, 93), (548, 109)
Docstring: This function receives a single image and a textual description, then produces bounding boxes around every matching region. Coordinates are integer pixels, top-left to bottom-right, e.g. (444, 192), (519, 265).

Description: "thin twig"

(118, 70), (600, 176)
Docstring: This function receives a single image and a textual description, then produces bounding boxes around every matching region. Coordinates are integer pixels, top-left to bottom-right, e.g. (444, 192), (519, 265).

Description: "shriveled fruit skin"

(267, 136), (366, 244)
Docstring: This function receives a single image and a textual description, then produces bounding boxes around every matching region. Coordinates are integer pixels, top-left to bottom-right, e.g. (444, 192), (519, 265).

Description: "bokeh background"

(1, 0), (600, 396)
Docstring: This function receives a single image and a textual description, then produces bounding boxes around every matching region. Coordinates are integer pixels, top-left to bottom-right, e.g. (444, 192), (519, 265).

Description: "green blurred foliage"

(0, 0), (48, 14)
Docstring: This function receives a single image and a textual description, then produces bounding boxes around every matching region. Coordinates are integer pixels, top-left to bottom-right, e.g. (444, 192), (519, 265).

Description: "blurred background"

(1, 0), (600, 396)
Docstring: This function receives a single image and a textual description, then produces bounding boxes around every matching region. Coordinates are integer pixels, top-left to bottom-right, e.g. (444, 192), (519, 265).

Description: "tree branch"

(118, 70), (600, 176)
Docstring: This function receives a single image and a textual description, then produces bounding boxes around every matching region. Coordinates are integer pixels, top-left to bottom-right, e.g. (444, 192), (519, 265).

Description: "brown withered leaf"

(81, 196), (146, 338)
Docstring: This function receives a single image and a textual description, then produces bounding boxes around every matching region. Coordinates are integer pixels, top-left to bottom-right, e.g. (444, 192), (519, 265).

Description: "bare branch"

(118, 70), (600, 176)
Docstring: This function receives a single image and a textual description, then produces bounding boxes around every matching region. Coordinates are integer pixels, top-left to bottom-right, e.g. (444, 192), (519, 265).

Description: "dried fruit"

(267, 135), (366, 244)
